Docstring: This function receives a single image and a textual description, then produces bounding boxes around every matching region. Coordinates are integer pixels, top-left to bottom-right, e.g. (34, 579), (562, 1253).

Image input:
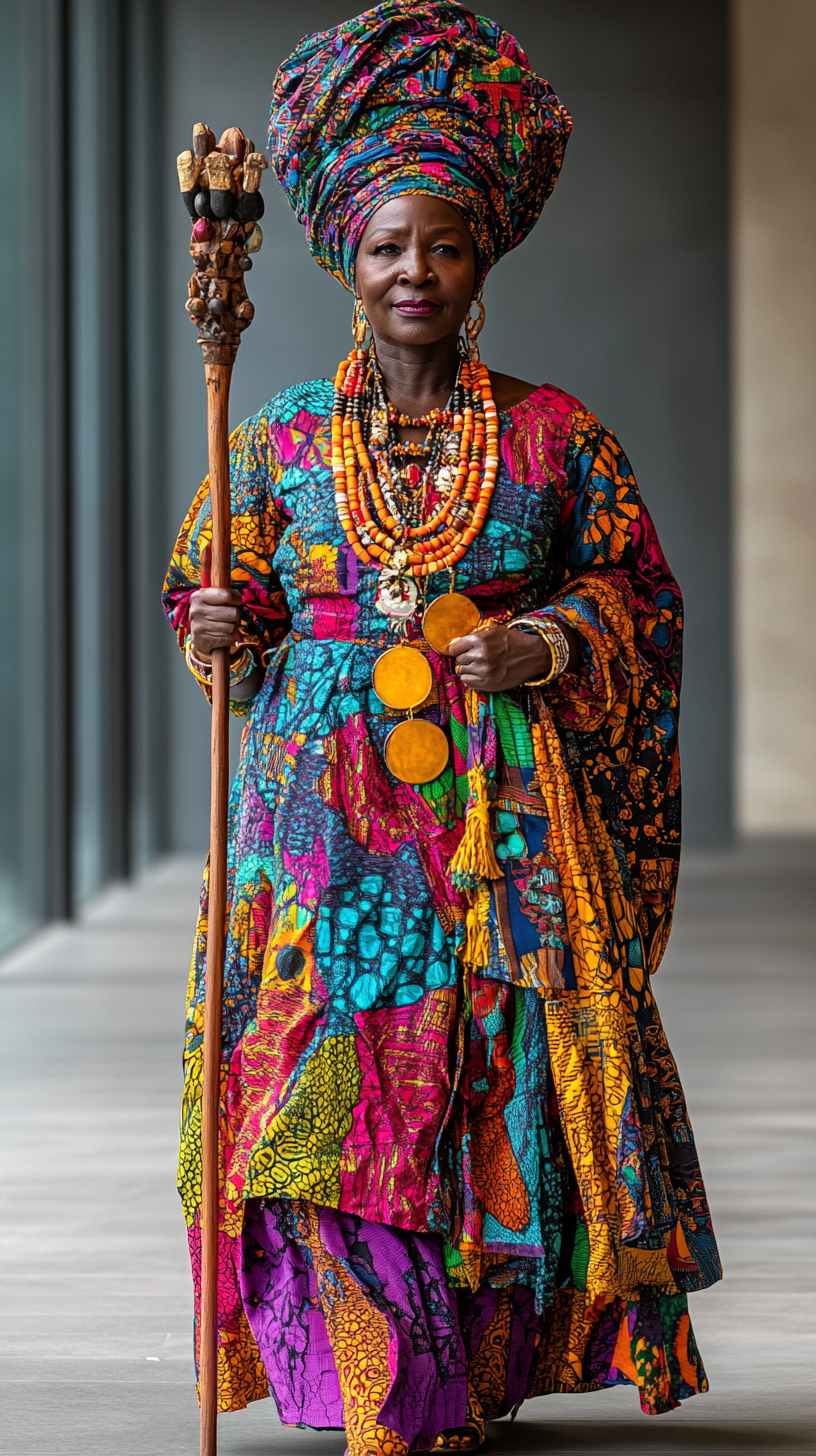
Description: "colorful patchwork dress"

(163, 378), (721, 1442)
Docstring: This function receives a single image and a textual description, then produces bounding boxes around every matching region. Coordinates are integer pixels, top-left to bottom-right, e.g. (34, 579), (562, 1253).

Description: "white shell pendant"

(375, 573), (418, 619)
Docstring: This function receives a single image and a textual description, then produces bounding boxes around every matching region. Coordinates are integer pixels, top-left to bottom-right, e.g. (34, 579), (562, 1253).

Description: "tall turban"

(268, 2), (572, 290)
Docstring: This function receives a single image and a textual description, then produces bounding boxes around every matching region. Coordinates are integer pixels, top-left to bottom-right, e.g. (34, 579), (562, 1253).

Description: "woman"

(163, 5), (721, 1451)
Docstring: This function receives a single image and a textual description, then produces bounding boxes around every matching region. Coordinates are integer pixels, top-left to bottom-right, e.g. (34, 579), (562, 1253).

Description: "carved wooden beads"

(176, 124), (266, 224)
(178, 123), (266, 364)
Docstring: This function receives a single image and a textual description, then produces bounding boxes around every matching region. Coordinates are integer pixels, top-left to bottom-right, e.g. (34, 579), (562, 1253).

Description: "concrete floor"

(0, 841), (814, 1456)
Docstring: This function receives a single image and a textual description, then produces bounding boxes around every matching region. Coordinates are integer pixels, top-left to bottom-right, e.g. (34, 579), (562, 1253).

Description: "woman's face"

(354, 193), (477, 349)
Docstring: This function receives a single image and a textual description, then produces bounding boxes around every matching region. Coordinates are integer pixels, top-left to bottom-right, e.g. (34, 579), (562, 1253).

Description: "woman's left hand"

(448, 623), (577, 693)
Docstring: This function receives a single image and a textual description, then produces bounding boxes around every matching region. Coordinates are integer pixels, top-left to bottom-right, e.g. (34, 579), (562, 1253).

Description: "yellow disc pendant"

(422, 592), (481, 654)
(384, 719), (450, 784)
(372, 645), (433, 711)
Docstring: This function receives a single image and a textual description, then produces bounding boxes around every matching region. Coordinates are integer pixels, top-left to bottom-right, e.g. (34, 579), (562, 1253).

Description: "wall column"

(733, 0), (816, 831)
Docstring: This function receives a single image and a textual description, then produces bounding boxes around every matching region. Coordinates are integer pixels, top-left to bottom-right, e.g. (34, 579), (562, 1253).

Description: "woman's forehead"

(361, 194), (474, 237)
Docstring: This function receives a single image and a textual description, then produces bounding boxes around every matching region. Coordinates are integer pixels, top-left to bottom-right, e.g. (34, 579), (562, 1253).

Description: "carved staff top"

(177, 123), (267, 366)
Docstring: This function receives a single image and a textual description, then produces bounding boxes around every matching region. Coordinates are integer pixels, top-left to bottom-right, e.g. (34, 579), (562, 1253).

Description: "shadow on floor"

(217, 1415), (815, 1456)
(487, 1418), (816, 1452)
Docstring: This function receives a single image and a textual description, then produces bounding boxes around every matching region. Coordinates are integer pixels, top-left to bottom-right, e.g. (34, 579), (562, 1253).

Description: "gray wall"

(733, 0), (816, 831)
(68, 0), (170, 901)
(164, 0), (731, 850)
(0, 0), (169, 949)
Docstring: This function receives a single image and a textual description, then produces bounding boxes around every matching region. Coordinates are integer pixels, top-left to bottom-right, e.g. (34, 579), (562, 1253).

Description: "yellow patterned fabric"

(301, 1206), (408, 1456)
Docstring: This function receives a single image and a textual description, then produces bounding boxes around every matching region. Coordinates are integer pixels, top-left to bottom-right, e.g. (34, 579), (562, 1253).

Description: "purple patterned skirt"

(239, 1198), (708, 1447)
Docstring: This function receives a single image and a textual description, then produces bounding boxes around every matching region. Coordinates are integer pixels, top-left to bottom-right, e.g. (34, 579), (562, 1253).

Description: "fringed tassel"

(462, 884), (492, 968)
(451, 762), (502, 970)
(450, 763), (502, 891)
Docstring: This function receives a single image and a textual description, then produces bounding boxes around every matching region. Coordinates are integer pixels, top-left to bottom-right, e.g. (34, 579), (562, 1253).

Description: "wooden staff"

(177, 122), (267, 1456)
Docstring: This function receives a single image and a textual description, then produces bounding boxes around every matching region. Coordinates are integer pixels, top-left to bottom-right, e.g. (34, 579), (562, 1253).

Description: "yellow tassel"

(463, 898), (491, 968)
(450, 763), (502, 892)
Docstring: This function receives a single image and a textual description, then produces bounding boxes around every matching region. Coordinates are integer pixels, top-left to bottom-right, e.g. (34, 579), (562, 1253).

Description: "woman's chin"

(376, 318), (458, 348)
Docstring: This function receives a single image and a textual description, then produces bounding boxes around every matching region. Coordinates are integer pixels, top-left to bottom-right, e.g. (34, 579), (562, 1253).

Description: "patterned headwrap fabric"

(268, 1), (572, 290)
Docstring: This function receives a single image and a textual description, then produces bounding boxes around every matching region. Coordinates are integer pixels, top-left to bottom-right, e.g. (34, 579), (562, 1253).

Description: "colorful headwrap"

(268, 2), (572, 290)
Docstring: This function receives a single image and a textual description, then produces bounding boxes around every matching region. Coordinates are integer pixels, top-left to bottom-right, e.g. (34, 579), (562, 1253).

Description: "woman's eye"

(373, 243), (400, 255)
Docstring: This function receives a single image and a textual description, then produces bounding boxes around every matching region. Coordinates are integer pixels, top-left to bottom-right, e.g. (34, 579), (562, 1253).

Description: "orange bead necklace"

(331, 344), (500, 579)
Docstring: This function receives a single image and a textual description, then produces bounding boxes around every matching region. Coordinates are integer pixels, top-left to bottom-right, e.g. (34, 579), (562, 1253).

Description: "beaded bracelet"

(511, 616), (571, 686)
(184, 636), (256, 689)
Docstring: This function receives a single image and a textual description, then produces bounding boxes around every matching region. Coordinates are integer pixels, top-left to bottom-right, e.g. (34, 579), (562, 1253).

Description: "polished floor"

(0, 840), (814, 1456)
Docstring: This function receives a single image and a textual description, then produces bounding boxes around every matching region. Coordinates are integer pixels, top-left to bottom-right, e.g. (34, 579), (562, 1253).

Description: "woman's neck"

(371, 333), (461, 416)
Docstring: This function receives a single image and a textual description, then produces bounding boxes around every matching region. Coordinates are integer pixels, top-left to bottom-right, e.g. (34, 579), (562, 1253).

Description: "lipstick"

(393, 300), (440, 316)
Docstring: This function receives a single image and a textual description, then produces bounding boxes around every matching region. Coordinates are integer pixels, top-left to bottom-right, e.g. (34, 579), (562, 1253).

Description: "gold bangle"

(511, 617), (570, 686)
(229, 645), (256, 688)
(185, 635), (214, 687)
(184, 637), (255, 688)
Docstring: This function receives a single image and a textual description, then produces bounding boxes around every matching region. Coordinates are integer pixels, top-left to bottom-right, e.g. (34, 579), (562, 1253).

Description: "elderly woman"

(163, 5), (721, 1452)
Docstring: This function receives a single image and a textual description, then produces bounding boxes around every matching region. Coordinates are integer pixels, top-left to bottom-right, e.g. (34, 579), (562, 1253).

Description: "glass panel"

(0, 4), (37, 949)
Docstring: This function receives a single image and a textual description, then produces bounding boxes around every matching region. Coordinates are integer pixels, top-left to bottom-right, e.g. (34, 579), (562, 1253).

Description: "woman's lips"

(393, 300), (441, 316)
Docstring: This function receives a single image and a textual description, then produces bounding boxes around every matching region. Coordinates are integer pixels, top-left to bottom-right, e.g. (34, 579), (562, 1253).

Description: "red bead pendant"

(405, 464), (421, 487)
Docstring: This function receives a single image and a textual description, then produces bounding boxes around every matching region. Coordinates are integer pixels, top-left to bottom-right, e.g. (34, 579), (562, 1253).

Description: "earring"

(465, 296), (485, 360)
(352, 297), (370, 349)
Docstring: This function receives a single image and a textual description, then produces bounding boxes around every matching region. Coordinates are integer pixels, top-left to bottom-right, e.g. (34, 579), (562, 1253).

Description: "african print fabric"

(269, 2), (571, 288)
(162, 378), (722, 1421)
(240, 1199), (709, 1435)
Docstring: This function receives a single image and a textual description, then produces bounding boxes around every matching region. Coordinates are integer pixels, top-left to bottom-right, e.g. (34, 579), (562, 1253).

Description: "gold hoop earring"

(465, 296), (485, 360)
(352, 297), (370, 349)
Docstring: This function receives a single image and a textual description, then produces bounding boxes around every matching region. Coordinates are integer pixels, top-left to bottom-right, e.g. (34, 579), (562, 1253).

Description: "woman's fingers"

(450, 627), (505, 671)
(193, 607), (240, 624)
(190, 589), (242, 624)
(449, 623), (544, 693)
(191, 586), (242, 608)
(455, 648), (501, 689)
(189, 586), (243, 655)
(449, 627), (498, 660)
(447, 635), (467, 663)
(191, 628), (240, 655)
(459, 664), (494, 686)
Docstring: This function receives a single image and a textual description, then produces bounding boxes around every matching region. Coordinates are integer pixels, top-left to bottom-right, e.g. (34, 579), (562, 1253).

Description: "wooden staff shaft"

(178, 118), (266, 1456)
(200, 360), (234, 1456)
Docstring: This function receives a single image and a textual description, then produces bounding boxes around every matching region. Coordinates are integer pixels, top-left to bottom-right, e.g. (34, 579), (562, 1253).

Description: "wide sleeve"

(162, 406), (291, 713)
(530, 410), (683, 973)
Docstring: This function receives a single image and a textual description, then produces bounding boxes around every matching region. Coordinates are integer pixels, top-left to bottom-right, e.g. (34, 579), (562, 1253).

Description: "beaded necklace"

(388, 405), (448, 428)
(367, 357), (447, 532)
(331, 343), (499, 580)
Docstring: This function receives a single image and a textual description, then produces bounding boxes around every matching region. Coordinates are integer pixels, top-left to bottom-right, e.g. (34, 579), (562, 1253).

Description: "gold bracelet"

(511, 617), (570, 686)
(229, 645), (256, 687)
(185, 636), (214, 687)
(184, 637), (255, 688)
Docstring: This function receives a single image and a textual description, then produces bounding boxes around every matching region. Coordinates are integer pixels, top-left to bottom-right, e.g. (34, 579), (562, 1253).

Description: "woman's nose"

(397, 248), (434, 285)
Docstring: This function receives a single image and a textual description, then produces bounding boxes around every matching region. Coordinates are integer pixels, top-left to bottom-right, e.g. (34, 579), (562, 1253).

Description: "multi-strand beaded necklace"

(366, 359), (447, 535)
(331, 343), (499, 584)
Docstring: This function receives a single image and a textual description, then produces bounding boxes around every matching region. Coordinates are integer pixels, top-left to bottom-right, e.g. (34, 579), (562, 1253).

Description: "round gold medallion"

(422, 592), (481, 654)
(384, 719), (450, 784)
(372, 645), (432, 711)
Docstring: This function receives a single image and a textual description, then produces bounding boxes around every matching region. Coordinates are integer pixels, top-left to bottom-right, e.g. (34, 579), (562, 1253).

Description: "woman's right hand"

(188, 587), (243, 659)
